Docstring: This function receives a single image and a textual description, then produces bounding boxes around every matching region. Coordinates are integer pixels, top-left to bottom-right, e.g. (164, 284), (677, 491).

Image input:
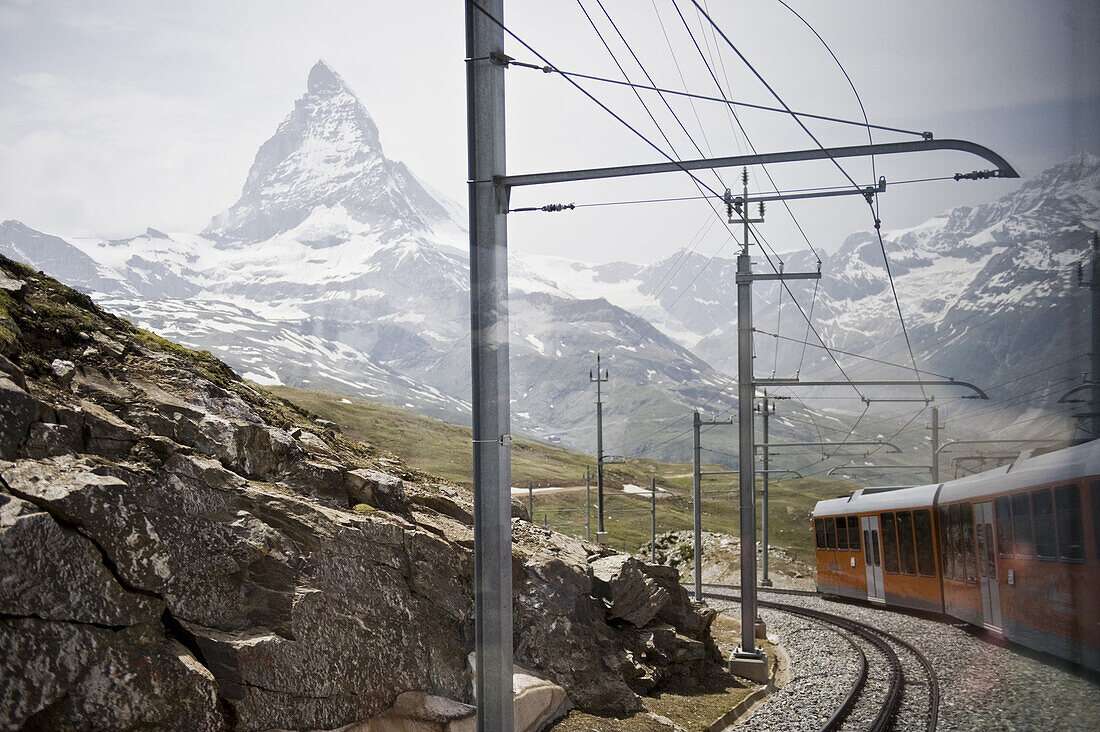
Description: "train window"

(837, 516), (849, 550)
(947, 504), (961, 580)
(1011, 493), (1033, 557)
(881, 512), (900, 574)
(1032, 489), (1057, 561)
(939, 506), (953, 579)
(847, 516), (861, 552)
(815, 518), (826, 549)
(1093, 481), (1100, 561)
(914, 509), (936, 577)
(864, 529), (873, 566)
(1054, 484), (1084, 563)
(897, 511), (917, 575)
(960, 502), (977, 583)
(825, 516), (837, 549)
(994, 497), (1013, 557)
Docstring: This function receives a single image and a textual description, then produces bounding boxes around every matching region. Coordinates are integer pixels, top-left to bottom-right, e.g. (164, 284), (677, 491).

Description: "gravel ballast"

(712, 590), (1100, 731)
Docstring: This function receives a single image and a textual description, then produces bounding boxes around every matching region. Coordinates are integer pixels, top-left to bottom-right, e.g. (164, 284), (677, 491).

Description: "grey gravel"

(711, 589), (1100, 731)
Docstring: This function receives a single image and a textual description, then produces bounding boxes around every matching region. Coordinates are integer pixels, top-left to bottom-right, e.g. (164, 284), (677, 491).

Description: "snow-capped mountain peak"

(204, 60), (453, 244)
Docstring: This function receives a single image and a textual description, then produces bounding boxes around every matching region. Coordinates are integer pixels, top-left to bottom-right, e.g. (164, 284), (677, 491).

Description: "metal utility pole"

(527, 481), (533, 521)
(930, 407), (941, 482)
(755, 391), (787, 587)
(465, 1), (512, 728)
(590, 353), (610, 544)
(691, 411), (734, 602)
(585, 467), (591, 541)
(731, 168), (820, 677)
(735, 167), (762, 664)
(692, 411), (703, 602)
(1065, 232), (1100, 437)
(1091, 231), (1100, 438)
(650, 477), (657, 563)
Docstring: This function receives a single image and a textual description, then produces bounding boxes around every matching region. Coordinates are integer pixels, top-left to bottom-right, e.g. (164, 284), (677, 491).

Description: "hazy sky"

(1, 1), (1097, 263)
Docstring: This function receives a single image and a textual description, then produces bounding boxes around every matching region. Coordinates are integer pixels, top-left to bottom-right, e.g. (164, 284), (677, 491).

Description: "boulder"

(590, 554), (670, 627)
(363, 691), (476, 732)
(348, 467), (407, 512)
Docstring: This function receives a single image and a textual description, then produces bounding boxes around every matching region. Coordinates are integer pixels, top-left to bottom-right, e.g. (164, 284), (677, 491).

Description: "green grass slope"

(268, 386), (861, 559)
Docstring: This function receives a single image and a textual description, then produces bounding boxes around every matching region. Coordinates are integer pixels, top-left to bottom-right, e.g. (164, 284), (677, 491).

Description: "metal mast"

(692, 411), (703, 602)
(734, 167), (762, 663)
(755, 391), (786, 586)
(465, 1), (512, 728)
(930, 406), (941, 482)
(590, 353), (609, 543)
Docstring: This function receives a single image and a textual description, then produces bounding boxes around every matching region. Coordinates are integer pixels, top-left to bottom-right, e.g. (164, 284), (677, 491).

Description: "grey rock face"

(0, 618), (224, 730)
(0, 256), (725, 728)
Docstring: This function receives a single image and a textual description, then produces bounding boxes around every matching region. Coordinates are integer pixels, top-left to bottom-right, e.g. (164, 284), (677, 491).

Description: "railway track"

(702, 585), (940, 731)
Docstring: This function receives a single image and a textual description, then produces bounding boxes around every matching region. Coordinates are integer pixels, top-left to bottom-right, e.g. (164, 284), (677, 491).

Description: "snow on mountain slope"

(0, 61), (744, 455)
(205, 61), (460, 245)
(4, 53), (1094, 453)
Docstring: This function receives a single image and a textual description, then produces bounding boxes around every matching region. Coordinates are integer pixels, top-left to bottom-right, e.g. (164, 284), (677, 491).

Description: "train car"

(812, 439), (1100, 673)
(814, 484), (943, 613)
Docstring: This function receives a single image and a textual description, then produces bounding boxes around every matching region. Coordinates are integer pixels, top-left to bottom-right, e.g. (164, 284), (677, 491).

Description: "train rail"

(703, 585), (939, 731)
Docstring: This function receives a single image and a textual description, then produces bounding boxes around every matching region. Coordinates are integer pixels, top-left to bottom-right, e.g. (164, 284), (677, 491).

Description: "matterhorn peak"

(306, 59), (348, 96)
(204, 61), (451, 244)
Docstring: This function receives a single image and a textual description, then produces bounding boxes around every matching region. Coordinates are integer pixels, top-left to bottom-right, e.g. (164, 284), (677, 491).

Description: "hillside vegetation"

(269, 386), (861, 561)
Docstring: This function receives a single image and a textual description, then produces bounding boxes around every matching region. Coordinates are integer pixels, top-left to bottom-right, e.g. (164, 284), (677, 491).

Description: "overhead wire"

(688, 0), (928, 401)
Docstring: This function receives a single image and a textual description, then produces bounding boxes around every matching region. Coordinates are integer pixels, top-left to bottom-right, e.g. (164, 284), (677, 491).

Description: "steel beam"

(498, 138), (1018, 189)
(754, 378), (989, 399)
(755, 440), (901, 453)
(466, 1), (512, 728)
(692, 411), (702, 603)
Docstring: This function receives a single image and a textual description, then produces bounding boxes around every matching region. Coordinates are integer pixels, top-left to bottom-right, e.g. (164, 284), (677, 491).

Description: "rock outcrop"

(0, 254), (722, 729)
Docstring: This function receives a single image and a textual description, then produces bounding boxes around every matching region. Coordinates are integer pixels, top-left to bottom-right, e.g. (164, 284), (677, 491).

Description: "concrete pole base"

(596, 531), (609, 546)
(754, 618), (768, 639)
(729, 647), (769, 684)
(760, 577), (773, 587)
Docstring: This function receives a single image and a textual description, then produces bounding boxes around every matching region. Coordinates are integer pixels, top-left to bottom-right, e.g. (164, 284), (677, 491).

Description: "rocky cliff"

(0, 254), (722, 730)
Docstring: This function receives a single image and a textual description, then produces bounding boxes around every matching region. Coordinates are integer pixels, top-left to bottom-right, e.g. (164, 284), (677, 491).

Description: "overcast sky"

(1, 0), (1097, 263)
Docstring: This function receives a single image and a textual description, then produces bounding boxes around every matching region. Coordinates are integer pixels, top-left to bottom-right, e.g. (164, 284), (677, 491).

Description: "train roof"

(812, 440), (1100, 517)
(813, 483), (941, 517)
(938, 438), (1100, 502)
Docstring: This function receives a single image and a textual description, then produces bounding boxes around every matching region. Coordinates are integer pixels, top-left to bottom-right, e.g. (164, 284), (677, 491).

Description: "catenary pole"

(585, 467), (591, 541)
(735, 169), (761, 660)
(758, 395), (772, 586)
(590, 354), (609, 543)
(930, 407), (941, 483)
(465, 1), (512, 728)
(1091, 232), (1100, 437)
(693, 411), (702, 602)
(651, 477), (657, 563)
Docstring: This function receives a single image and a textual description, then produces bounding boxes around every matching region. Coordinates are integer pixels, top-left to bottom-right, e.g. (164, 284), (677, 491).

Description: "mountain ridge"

(2, 61), (1095, 457)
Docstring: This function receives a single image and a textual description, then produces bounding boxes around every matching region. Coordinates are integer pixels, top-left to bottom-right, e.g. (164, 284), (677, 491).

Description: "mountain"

(2, 59), (1094, 464)
(0, 61), (743, 459)
(204, 60), (456, 244)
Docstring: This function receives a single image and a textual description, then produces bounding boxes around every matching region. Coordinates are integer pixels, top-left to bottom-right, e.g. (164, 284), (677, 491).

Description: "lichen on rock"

(0, 254), (723, 730)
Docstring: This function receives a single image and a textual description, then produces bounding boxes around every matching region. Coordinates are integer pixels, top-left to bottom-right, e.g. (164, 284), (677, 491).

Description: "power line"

(752, 327), (957, 379)
(689, 1), (928, 399)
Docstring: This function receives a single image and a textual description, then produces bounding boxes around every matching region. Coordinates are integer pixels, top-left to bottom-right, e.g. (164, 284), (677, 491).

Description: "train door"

(975, 501), (1003, 630)
(861, 515), (885, 602)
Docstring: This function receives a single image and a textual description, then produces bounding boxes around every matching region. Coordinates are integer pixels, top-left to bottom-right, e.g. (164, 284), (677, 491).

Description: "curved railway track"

(703, 584), (940, 731)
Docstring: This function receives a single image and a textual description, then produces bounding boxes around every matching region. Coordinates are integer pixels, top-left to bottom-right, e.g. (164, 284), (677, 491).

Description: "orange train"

(812, 439), (1100, 672)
